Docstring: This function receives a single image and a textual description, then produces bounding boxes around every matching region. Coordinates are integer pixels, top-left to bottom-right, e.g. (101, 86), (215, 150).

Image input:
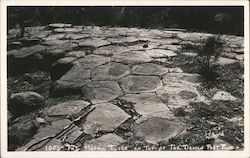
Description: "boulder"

(9, 91), (45, 116)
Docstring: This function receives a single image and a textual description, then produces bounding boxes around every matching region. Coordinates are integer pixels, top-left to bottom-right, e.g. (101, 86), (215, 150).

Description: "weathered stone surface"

(33, 119), (74, 139)
(54, 28), (82, 33)
(9, 91), (45, 116)
(84, 133), (125, 151)
(49, 23), (72, 28)
(182, 52), (197, 57)
(65, 130), (83, 144)
(119, 75), (163, 93)
(127, 42), (159, 51)
(66, 51), (86, 58)
(8, 45), (47, 58)
(74, 54), (110, 69)
(111, 51), (152, 64)
(54, 65), (91, 89)
(46, 42), (78, 57)
(216, 57), (237, 65)
(47, 100), (90, 117)
(91, 62), (130, 81)
(157, 73), (201, 109)
(135, 118), (185, 144)
(212, 91), (238, 101)
(42, 39), (69, 46)
(82, 103), (130, 135)
(16, 138), (63, 151)
(168, 67), (183, 73)
(49, 57), (76, 81)
(65, 33), (90, 40)
(93, 45), (130, 56)
(146, 49), (177, 58)
(162, 73), (200, 85)
(78, 38), (110, 47)
(158, 44), (180, 51)
(8, 116), (39, 149)
(120, 93), (175, 123)
(149, 38), (180, 45)
(235, 54), (244, 61)
(82, 81), (123, 104)
(107, 36), (139, 44)
(43, 33), (66, 41)
(19, 39), (41, 47)
(132, 63), (168, 76)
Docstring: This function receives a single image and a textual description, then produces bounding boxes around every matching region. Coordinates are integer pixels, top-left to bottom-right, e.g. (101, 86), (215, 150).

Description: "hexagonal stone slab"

(145, 49), (177, 58)
(47, 100), (90, 117)
(93, 45), (130, 56)
(82, 103), (130, 135)
(54, 28), (83, 33)
(119, 75), (162, 93)
(156, 85), (201, 109)
(107, 36), (139, 44)
(111, 51), (152, 64)
(65, 51), (86, 58)
(162, 73), (200, 86)
(120, 93), (175, 123)
(33, 119), (76, 139)
(74, 54), (110, 69)
(65, 33), (90, 40)
(82, 81), (123, 104)
(135, 118), (185, 144)
(78, 38), (110, 48)
(43, 33), (66, 41)
(54, 65), (91, 89)
(212, 91), (238, 101)
(84, 133), (125, 151)
(132, 63), (168, 76)
(91, 62), (131, 81)
(49, 23), (72, 28)
(127, 42), (159, 51)
(8, 45), (47, 58)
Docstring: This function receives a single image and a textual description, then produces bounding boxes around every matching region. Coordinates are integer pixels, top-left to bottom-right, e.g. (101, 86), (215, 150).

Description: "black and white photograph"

(0, 0), (249, 157)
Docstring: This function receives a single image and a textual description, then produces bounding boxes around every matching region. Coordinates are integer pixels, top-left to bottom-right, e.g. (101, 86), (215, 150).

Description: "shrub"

(197, 35), (224, 81)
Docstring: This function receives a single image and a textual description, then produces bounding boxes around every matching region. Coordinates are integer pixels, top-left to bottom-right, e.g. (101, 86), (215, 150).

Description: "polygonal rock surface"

(119, 75), (162, 93)
(127, 42), (159, 51)
(82, 103), (130, 135)
(47, 100), (90, 117)
(65, 33), (90, 40)
(162, 73), (200, 85)
(132, 63), (168, 76)
(158, 73), (201, 109)
(216, 57), (237, 65)
(82, 81), (123, 104)
(120, 93), (175, 123)
(107, 36), (139, 44)
(54, 65), (91, 89)
(158, 44), (180, 51)
(135, 117), (185, 144)
(84, 133), (125, 151)
(145, 49), (177, 58)
(16, 138), (63, 151)
(156, 85), (201, 109)
(9, 91), (45, 116)
(64, 130), (83, 144)
(8, 45), (47, 58)
(91, 62), (130, 81)
(33, 119), (75, 139)
(43, 33), (66, 41)
(54, 28), (82, 33)
(66, 51), (86, 58)
(149, 38), (180, 45)
(74, 54), (110, 69)
(93, 45), (130, 56)
(49, 23), (72, 28)
(212, 91), (238, 101)
(111, 51), (152, 64)
(78, 38), (110, 47)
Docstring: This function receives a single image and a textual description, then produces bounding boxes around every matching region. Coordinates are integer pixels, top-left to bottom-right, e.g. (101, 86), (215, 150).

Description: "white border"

(1, 1), (249, 158)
